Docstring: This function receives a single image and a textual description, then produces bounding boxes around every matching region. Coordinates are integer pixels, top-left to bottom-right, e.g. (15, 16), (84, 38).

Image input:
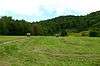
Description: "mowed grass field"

(0, 36), (100, 66)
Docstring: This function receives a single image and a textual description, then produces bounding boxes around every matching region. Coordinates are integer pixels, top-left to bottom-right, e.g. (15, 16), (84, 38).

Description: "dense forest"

(0, 11), (100, 36)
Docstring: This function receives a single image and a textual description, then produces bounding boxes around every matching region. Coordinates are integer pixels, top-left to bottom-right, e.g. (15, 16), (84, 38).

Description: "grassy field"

(0, 36), (100, 66)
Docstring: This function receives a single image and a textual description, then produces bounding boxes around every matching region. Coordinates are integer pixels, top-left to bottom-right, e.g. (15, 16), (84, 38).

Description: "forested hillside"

(0, 11), (100, 36)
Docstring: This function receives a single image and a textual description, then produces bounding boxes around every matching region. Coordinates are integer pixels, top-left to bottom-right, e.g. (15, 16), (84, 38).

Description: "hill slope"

(0, 11), (100, 35)
(38, 11), (100, 35)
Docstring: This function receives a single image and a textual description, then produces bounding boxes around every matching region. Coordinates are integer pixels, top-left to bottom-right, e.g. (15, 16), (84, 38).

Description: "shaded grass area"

(0, 36), (100, 66)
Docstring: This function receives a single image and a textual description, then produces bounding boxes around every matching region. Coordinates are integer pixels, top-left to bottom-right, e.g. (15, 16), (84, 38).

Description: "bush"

(60, 30), (68, 36)
(89, 31), (98, 37)
(89, 28), (100, 37)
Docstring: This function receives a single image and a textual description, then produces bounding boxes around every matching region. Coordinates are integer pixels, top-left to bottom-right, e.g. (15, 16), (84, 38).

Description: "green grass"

(0, 36), (26, 43)
(0, 36), (100, 66)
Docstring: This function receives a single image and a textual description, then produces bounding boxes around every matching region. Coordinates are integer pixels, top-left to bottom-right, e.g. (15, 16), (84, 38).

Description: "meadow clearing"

(0, 36), (100, 66)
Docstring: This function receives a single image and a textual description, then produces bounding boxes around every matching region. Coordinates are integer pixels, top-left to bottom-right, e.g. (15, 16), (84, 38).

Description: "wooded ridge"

(0, 11), (100, 36)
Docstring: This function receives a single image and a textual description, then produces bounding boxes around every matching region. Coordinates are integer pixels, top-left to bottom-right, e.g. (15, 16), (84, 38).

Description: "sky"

(0, 0), (100, 22)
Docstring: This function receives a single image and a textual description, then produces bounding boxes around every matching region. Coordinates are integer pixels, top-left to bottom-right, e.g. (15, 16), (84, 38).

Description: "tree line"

(0, 11), (100, 36)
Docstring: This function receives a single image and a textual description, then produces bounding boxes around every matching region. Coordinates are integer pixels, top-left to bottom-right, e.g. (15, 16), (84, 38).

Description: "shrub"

(60, 30), (68, 36)
(89, 28), (100, 37)
(89, 31), (98, 37)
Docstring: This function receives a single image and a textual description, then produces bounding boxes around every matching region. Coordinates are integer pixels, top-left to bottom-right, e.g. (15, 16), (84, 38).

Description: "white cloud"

(0, 0), (100, 21)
